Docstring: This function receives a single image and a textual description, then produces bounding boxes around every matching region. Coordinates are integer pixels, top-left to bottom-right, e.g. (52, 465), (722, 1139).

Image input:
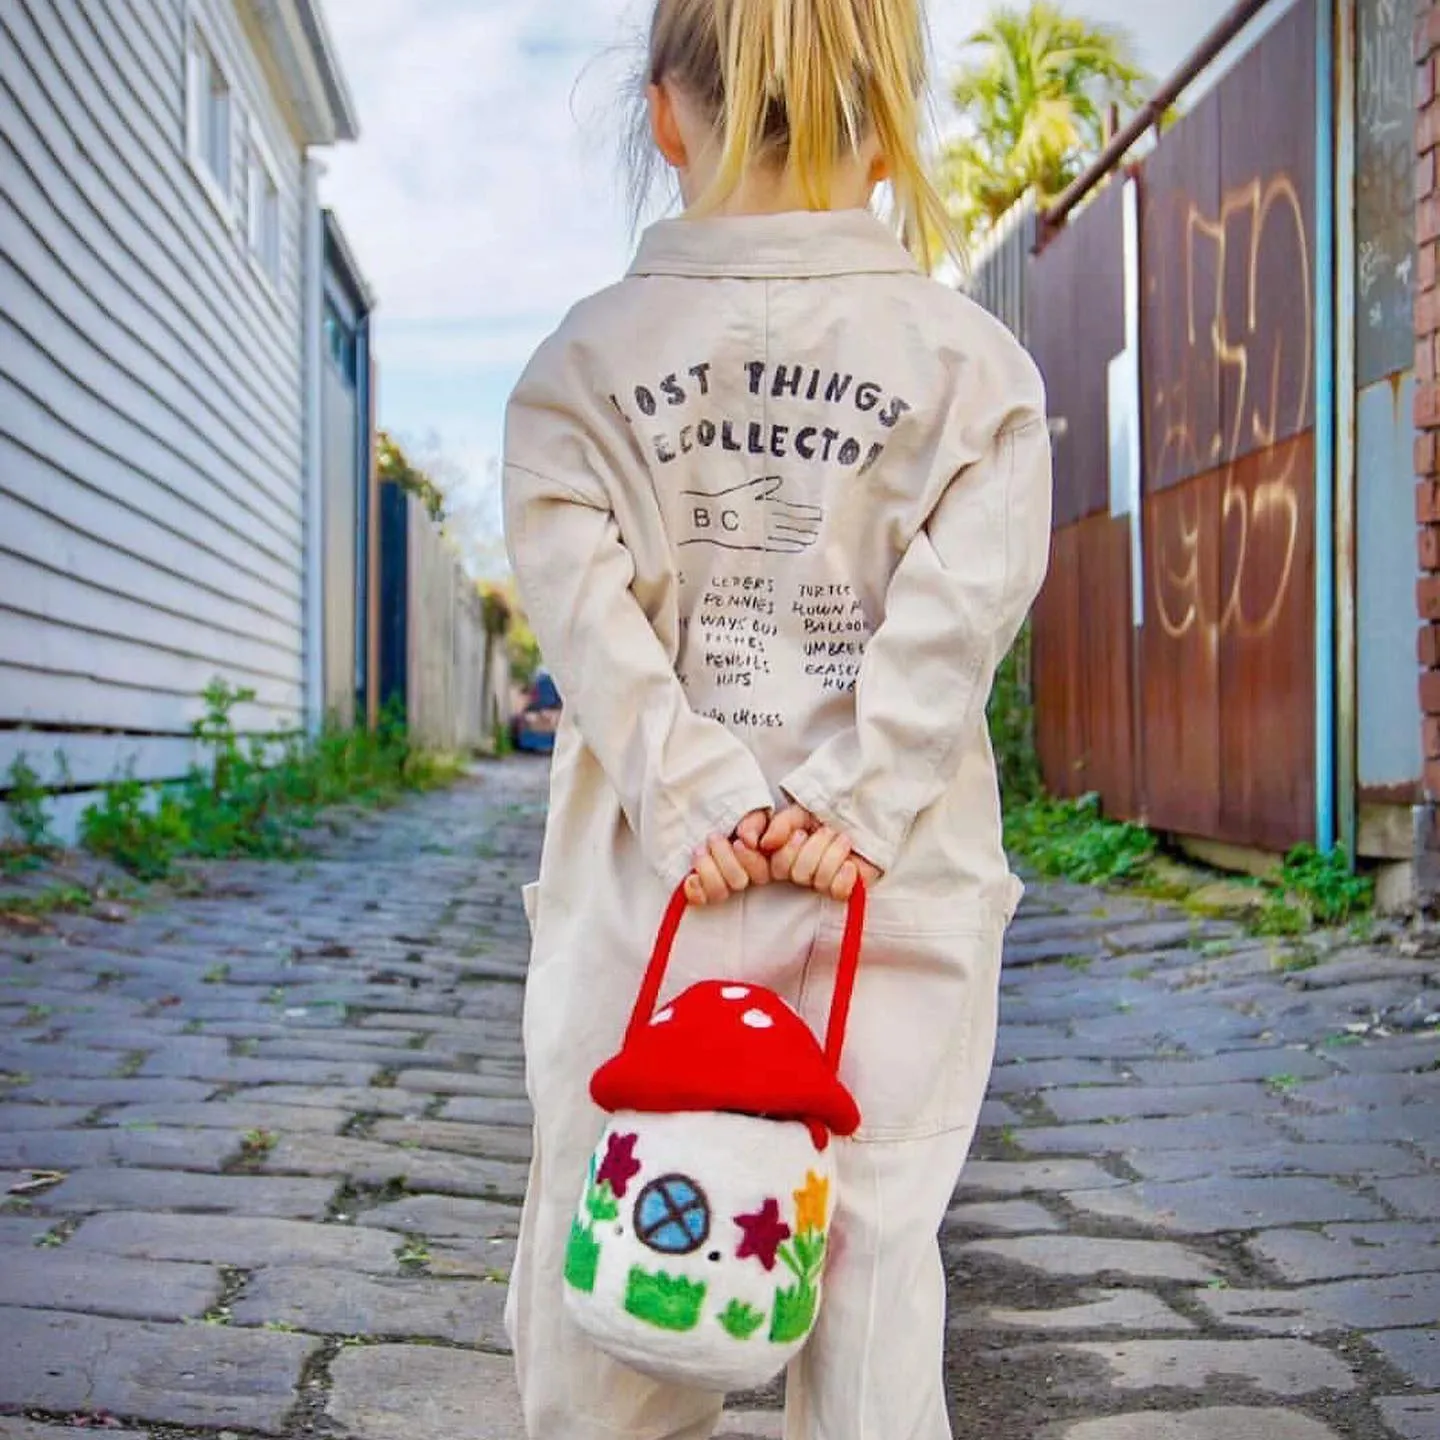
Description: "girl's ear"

(647, 82), (688, 170)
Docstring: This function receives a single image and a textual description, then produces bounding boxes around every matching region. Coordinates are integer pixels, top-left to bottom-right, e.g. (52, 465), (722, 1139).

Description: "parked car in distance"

(512, 671), (562, 753)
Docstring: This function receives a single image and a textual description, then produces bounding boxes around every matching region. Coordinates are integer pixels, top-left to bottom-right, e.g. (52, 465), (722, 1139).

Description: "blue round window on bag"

(634, 1173), (711, 1255)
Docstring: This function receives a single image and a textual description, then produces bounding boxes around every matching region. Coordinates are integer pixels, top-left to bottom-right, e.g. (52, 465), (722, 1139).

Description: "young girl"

(502, 0), (1052, 1434)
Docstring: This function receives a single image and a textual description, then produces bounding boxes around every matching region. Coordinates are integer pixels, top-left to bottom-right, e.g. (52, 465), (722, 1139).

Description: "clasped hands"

(683, 805), (882, 907)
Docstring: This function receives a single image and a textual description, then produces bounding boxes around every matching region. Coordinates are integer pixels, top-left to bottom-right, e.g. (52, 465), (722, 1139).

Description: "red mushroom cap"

(590, 980), (861, 1141)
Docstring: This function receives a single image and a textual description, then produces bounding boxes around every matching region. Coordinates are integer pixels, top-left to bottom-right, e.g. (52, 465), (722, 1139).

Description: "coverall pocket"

(800, 894), (1005, 1143)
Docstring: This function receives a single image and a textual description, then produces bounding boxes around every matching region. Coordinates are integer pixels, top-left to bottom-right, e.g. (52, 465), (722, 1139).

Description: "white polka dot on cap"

(650, 1006), (675, 1025)
(720, 985), (751, 1000)
(741, 1008), (775, 1029)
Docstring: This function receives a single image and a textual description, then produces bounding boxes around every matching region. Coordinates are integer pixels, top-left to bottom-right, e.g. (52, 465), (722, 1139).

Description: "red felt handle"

(625, 879), (867, 1076)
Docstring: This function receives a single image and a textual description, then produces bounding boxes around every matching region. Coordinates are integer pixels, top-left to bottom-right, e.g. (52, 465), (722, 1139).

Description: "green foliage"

(80, 680), (457, 879)
(1278, 844), (1373, 927)
(987, 628), (1041, 806)
(80, 773), (190, 880)
(2, 755), (56, 857)
(941, 2), (1150, 240)
(1004, 792), (1156, 886)
(378, 430), (446, 522)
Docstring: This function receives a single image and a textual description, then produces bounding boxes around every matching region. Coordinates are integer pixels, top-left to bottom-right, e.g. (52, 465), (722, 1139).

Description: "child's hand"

(761, 805), (882, 901)
(683, 809), (772, 907)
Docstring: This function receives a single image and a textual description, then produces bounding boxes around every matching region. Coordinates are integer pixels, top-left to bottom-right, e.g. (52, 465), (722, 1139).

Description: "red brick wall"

(1418, 1), (1440, 807)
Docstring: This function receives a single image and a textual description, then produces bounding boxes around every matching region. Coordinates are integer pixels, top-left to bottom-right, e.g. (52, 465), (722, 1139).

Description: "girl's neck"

(682, 155), (878, 219)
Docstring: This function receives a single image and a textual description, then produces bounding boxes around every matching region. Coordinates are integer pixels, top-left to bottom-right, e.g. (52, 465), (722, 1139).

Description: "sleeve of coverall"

(777, 414), (1053, 874)
(504, 461), (776, 890)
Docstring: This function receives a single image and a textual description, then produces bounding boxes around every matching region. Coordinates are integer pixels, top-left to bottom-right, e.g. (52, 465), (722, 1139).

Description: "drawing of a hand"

(680, 476), (823, 555)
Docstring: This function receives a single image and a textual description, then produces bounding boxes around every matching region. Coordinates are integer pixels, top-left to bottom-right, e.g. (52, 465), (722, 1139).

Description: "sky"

(317, 0), (1227, 570)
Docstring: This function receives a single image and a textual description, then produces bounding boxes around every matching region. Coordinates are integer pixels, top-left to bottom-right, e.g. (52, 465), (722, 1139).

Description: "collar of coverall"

(628, 206), (923, 281)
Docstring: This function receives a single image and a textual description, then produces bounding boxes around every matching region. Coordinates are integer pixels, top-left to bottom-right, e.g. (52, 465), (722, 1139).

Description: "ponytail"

(644, 0), (961, 270)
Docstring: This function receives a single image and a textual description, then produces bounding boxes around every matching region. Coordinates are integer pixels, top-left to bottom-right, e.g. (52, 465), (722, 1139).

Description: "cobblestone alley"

(1, 762), (1438, 1440)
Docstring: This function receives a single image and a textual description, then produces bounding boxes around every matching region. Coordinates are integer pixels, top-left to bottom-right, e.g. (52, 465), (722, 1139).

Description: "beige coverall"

(502, 209), (1053, 1440)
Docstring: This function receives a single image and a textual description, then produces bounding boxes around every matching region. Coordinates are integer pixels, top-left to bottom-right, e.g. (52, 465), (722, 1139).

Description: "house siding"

(0, 0), (312, 809)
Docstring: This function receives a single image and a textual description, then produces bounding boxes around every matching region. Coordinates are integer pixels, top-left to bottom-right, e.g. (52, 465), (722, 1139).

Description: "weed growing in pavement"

(79, 680), (462, 879)
(1276, 844), (1374, 926)
(1005, 794), (1374, 938)
(1, 755), (57, 869)
(397, 1235), (432, 1270)
(240, 1129), (278, 1160)
(1004, 793), (1156, 887)
(1266, 1073), (1302, 1093)
(0, 885), (93, 924)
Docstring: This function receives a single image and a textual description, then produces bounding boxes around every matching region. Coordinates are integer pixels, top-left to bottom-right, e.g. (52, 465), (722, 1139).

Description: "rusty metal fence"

(1028, 0), (1321, 851)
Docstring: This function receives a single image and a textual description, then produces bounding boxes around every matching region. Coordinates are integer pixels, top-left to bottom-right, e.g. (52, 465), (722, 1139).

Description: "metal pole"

(1333, 0), (1358, 863)
(1315, 0), (1339, 854)
(1041, 0), (1279, 235)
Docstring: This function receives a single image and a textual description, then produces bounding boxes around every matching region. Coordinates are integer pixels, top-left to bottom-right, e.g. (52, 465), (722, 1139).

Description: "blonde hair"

(634, 0), (960, 268)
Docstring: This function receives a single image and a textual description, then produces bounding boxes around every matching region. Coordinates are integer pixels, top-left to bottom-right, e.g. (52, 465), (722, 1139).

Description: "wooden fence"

(380, 483), (507, 754)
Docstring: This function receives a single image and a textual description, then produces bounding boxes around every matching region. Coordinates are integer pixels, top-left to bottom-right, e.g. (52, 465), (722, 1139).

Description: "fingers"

(707, 834), (750, 894)
(734, 809), (770, 851)
(791, 827), (851, 891)
(733, 838), (771, 889)
(690, 847), (730, 906)
(769, 830), (806, 884)
(760, 804), (813, 854)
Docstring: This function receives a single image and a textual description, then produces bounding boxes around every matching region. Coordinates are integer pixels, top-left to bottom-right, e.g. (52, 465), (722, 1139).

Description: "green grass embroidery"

(769, 1281), (819, 1344)
(717, 1299), (766, 1340)
(769, 1226), (827, 1345)
(624, 1268), (706, 1332)
(563, 1219), (601, 1294)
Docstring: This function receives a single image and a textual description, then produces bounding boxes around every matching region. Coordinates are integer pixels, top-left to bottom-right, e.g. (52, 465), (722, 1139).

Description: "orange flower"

(793, 1171), (829, 1234)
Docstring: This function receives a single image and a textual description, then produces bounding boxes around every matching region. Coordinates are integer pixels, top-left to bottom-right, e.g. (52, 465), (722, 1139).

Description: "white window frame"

(185, 11), (237, 224)
(246, 122), (283, 289)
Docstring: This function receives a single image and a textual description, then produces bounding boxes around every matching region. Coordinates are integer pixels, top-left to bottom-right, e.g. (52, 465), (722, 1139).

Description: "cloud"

(318, 0), (1228, 566)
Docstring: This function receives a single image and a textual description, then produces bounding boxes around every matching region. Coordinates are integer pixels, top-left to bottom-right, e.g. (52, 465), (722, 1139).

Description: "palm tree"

(940, 3), (1149, 240)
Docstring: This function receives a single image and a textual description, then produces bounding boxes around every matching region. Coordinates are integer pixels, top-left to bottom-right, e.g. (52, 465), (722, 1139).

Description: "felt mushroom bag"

(563, 882), (867, 1393)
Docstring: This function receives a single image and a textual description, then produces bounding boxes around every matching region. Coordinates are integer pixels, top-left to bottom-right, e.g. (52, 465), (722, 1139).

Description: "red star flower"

(595, 1132), (642, 1198)
(734, 1198), (792, 1271)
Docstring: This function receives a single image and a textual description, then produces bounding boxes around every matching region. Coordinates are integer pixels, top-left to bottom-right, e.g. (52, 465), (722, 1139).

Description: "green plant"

(1278, 844), (1373, 926)
(2, 755), (56, 855)
(240, 1129), (277, 1159)
(397, 1235), (432, 1270)
(987, 629), (1042, 805)
(1267, 1073), (1301, 1093)
(80, 770), (190, 880)
(1004, 792), (1156, 886)
(1256, 901), (1311, 940)
(940, 2), (1150, 239)
(78, 679), (457, 877)
(0, 886), (93, 922)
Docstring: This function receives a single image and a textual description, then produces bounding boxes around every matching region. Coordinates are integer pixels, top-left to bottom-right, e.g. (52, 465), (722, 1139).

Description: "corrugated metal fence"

(1028, 0), (1320, 851)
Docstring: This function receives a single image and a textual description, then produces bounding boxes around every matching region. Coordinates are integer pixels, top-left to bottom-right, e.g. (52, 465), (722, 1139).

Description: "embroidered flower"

(596, 1132), (642, 1198)
(793, 1171), (830, 1234)
(734, 1197), (792, 1271)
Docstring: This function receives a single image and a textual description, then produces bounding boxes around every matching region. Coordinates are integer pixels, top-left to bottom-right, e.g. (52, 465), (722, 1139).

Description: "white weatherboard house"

(0, 0), (365, 837)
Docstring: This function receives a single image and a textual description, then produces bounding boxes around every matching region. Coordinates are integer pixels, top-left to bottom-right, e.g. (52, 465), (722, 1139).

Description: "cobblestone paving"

(0, 762), (1437, 1440)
